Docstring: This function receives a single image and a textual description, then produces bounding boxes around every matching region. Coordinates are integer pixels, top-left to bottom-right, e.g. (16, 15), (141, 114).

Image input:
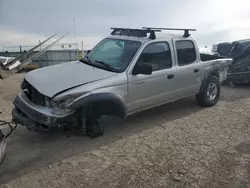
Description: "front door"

(127, 42), (176, 113)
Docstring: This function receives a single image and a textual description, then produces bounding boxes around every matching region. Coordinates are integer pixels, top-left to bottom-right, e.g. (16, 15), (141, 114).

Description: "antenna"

(73, 18), (76, 43)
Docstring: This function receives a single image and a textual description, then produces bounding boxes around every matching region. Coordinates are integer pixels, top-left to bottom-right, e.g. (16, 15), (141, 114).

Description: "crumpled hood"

(24, 61), (117, 97)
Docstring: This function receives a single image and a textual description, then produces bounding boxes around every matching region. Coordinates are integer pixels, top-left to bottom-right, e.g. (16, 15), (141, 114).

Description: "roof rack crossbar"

(110, 27), (196, 39)
(142, 27), (196, 37)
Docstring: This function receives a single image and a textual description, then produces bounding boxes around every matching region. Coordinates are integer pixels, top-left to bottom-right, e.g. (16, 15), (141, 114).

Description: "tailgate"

(217, 58), (233, 82)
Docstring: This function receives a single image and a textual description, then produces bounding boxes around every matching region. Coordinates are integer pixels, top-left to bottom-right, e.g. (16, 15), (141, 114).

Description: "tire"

(196, 76), (220, 107)
(0, 138), (7, 165)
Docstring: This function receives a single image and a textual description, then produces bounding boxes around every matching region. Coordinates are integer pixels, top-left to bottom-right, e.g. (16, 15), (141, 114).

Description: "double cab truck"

(12, 27), (233, 138)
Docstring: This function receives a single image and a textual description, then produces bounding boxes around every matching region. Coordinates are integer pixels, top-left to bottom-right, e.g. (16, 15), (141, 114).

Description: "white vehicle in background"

(199, 47), (213, 55)
(199, 46), (219, 56)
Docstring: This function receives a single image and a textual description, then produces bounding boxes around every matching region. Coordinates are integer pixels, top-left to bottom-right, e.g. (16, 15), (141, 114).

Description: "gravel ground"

(0, 74), (250, 187)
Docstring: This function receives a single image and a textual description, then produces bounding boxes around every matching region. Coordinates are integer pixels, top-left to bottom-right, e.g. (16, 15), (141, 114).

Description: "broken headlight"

(50, 99), (68, 109)
(50, 92), (89, 114)
(50, 96), (77, 109)
(50, 99), (75, 115)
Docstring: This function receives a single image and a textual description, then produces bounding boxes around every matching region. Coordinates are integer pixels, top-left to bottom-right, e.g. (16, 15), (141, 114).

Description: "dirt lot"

(0, 74), (250, 187)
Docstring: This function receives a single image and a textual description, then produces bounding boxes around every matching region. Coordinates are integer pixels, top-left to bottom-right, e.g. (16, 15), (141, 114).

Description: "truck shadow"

(0, 97), (202, 183)
(101, 97), (201, 137)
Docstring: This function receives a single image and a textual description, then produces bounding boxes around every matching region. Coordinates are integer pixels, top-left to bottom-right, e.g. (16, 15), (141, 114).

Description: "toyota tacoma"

(12, 27), (232, 138)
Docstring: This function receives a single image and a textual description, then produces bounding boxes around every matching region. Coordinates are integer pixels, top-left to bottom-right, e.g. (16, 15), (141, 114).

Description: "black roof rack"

(142, 27), (196, 38)
(110, 28), (161, 39)
(110, 27), (196, 39)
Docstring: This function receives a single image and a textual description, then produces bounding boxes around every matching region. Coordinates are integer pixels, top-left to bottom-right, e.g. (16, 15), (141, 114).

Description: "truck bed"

(200, 54), (233, 82)
(200, 53), (228, 61)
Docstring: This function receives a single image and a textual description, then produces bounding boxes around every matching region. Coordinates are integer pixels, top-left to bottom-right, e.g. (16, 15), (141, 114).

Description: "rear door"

(173, 40), (202, 98)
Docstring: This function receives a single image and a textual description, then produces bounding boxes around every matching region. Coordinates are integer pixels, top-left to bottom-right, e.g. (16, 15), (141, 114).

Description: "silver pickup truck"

(12, 27), (232, 138)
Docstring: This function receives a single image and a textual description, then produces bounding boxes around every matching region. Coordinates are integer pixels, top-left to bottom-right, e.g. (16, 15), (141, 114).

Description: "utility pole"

(81, 41), (84, 57)
(39, 40), (42, 51)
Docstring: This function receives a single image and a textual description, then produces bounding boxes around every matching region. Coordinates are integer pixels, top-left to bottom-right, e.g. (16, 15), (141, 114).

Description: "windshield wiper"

(80, 57), (118, 72)
(94, 60), (117, 71)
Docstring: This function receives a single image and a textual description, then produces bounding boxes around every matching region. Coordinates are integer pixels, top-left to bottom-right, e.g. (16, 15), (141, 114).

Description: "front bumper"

(12, 91), (75, 131)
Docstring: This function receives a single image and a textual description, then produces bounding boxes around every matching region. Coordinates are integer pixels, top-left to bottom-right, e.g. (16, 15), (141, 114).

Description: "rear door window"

(176, 40), (196, 66)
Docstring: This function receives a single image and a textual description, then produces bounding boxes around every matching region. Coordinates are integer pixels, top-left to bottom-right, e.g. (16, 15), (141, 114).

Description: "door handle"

(167, 74), (174, 79)
(131, 81), (145, 85)
(194, 69), (199, 73)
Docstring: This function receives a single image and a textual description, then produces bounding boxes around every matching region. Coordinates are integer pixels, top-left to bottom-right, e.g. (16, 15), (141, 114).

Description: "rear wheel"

(196, 76), (220, 107)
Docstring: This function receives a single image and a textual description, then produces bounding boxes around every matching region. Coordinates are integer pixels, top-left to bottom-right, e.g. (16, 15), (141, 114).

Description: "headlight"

(50, 97), (77, 109)
(50, 99), (75, 115)
(50, 99), (67, 109)
(51, 92), (89, 109)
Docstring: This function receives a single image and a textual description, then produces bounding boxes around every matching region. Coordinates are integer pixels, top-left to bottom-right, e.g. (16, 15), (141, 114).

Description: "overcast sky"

(1, 0), (250, 50)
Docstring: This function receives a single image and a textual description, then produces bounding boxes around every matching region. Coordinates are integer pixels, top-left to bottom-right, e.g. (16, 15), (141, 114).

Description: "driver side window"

(136, 42), (172, 71)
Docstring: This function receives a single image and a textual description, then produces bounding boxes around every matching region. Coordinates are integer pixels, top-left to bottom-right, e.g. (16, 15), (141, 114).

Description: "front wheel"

(196, 76), (220, 107)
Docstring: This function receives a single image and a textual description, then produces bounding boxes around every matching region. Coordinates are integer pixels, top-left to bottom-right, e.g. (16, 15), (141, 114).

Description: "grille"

(23, 80), (45, 106)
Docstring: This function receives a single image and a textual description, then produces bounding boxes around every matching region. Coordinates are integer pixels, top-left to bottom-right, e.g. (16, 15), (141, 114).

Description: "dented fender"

(68, 92), (127, 119)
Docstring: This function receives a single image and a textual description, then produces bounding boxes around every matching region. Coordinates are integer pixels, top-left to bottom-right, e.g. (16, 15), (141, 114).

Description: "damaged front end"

(0, 32), (76, 131)
(12, 80), (75, 131)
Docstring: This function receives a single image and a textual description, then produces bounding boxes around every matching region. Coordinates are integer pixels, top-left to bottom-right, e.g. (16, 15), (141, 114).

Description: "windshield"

(84, 38), (141, 72)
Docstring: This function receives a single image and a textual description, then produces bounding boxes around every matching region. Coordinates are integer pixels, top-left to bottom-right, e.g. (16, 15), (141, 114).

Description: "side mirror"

(86, 50), (91, 54)
(133, 62), (152, 75)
